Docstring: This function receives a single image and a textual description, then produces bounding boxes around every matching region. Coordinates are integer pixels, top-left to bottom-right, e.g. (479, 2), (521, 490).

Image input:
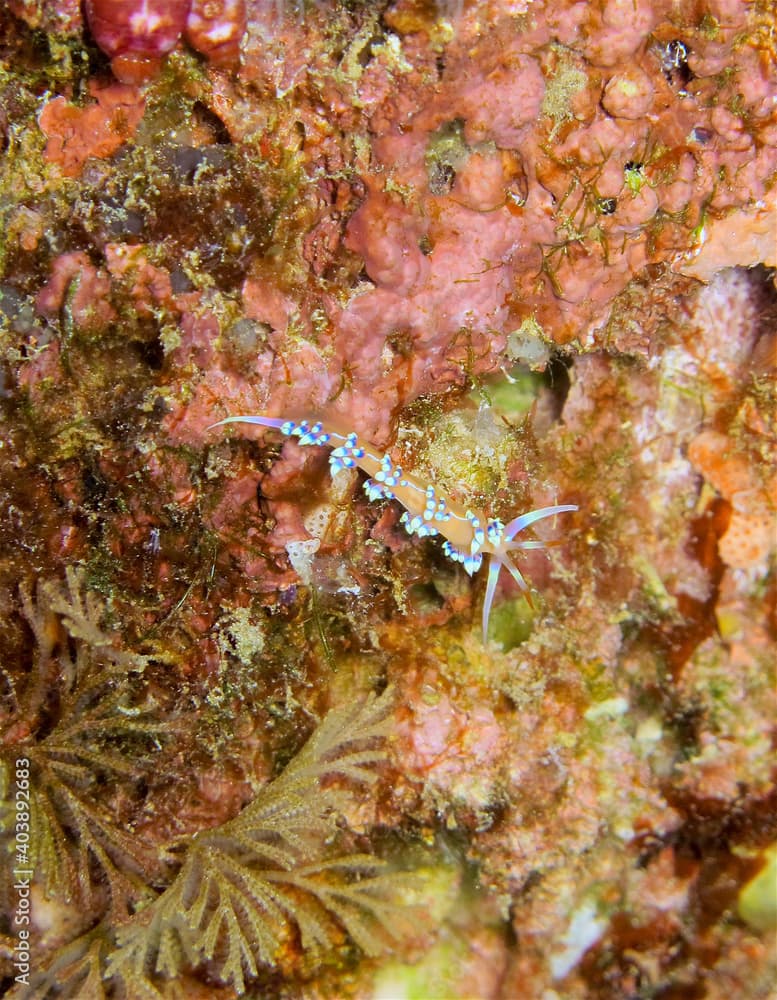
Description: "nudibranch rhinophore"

(210, 415), (577, 642)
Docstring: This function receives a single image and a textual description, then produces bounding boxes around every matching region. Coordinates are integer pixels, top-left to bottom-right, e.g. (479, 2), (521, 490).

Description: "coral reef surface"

(0, 0), (775, 997)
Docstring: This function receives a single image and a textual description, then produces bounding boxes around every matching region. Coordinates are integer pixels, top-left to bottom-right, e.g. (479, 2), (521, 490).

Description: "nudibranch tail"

(210, 414), (577, 644)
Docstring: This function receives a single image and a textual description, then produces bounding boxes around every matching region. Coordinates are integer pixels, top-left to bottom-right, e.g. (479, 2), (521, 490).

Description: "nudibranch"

(210, 415), (577, 642)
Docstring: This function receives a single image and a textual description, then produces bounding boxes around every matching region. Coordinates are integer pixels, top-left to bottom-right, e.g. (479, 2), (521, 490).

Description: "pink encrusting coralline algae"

(139, 0), (776, 451)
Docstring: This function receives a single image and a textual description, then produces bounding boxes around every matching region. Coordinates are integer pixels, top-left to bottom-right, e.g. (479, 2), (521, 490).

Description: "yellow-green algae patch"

(369, 870), (501, 1000)
(737, 843), (777, 933)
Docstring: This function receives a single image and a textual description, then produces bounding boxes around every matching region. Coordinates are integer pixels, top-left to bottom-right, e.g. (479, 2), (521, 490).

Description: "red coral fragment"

(689, 431), (777, 572)
(39, 80), (145, 178)
(35, 251), (116, 333)
(104, 243), (175, 318)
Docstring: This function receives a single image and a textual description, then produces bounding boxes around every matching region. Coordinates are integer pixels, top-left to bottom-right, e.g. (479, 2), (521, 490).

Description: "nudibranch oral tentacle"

(209, 415), (577, 643)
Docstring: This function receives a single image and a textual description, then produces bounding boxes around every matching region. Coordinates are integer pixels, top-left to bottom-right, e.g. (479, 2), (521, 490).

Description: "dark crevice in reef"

(542, 352), (573, 421)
